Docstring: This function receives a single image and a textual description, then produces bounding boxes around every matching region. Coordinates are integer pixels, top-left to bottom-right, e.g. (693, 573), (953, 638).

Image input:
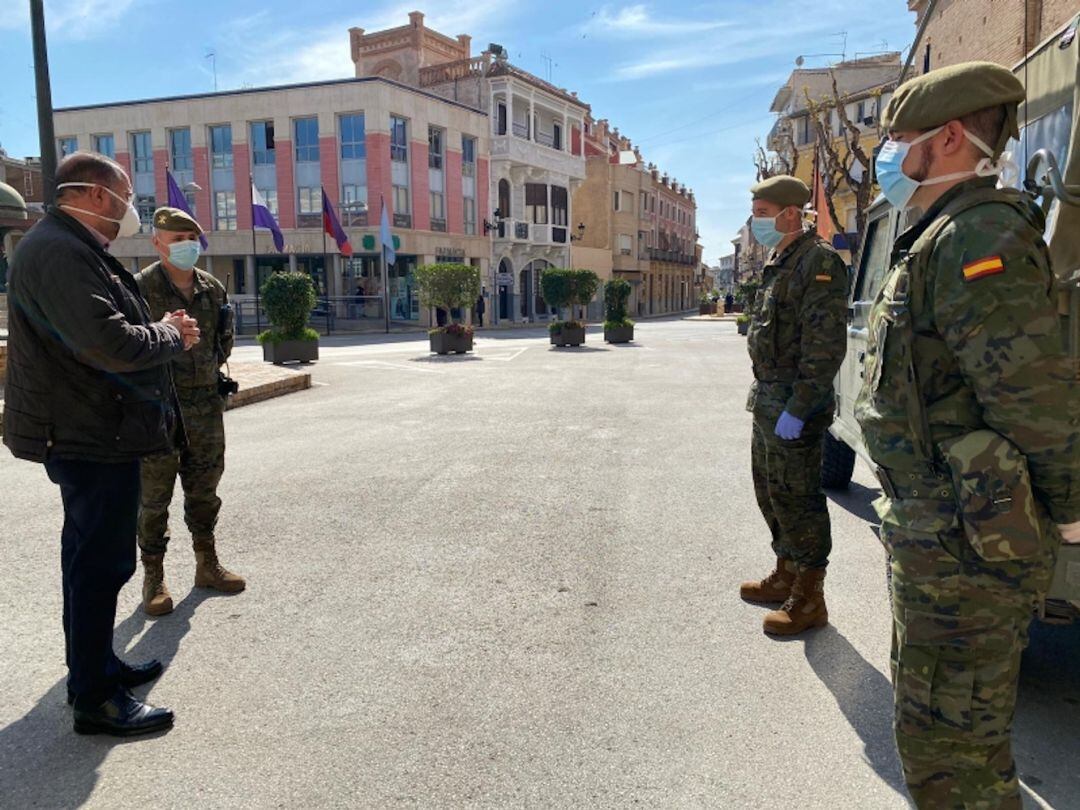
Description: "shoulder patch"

(962, 255), (1005, 282)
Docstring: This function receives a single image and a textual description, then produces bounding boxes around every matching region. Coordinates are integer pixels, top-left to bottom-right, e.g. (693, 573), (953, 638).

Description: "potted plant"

(699, 292), (713, 315)
(734, 281), (759, 314)
(737, 313), (752, 336)
(603, 277), (634, 344)
(542, 268), (600, 347)
(415, 262), (482, 355)
(258, 271), (319, 364)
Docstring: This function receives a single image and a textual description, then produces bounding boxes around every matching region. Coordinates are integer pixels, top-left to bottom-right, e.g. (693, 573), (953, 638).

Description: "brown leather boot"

(739, 557), (797, 604)
(763, 567), (828, 636)
(193, 539), (246, 593)
(141, 553), (174, 616)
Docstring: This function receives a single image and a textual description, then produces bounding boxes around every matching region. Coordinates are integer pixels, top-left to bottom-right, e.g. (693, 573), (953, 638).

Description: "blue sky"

(0, 0), (916, 261)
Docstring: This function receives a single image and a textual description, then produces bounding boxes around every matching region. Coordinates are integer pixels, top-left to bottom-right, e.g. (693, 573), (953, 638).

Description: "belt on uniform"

(753, 367), (798, 383)
(874, 465), (955, 501)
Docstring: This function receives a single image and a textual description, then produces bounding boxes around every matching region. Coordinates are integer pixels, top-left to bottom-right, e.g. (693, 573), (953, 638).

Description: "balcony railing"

(430, 218), (447, 233)
(512, 122), (530, 138)
(515, 221), (529, 240)
(393, 213), (412, 228)
(418, 55), (489, 87)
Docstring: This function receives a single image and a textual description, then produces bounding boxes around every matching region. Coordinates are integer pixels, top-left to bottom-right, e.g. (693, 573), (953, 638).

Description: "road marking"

(480, 347), (531, 362)
(311, 381), (331, 387)
(333, 360), (444, 374)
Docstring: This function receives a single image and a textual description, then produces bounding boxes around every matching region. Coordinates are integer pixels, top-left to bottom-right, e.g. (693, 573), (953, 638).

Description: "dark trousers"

(45, 457), (140, 708)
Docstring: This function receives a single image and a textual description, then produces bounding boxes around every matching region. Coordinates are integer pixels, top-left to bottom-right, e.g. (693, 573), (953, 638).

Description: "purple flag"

(251, 180), (284, 252)
(321, 187), (352, 257)
(166, 170), (209, 249)
(380, 195), (395, 266)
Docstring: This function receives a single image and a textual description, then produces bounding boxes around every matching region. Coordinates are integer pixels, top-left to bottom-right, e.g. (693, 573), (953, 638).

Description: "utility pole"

(30, 0), (57, 203)
(206, 50), (218, 91)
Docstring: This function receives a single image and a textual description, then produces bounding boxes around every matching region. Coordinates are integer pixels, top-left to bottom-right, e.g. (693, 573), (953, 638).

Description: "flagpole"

(381, 195), (390, 335)
(322, 214), (331, 335)
(251, 175), (261, 334)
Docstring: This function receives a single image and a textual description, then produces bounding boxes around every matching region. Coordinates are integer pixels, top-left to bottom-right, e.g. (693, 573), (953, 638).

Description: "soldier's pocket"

(895, 609), (1018, 740)
(938, 430), (1043, 561)
(779, 444), (817, 495)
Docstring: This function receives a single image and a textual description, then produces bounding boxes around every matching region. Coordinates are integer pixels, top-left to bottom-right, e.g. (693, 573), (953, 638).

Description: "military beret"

(750, 175), (810, 209)
(153, 206), (203, 234)
(883, 61), (1024, 158)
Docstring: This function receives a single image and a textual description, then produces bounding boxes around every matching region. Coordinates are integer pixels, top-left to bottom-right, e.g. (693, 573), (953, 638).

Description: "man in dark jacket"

(3, 152), (199, 736)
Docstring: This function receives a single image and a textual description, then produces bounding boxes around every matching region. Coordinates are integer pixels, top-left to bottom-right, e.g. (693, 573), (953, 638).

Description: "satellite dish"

(795, 55), (805, 67)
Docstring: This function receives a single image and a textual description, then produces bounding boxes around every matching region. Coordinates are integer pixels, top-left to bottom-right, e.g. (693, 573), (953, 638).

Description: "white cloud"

(0, 0), (141, 40)
(582, 4), (729, 37)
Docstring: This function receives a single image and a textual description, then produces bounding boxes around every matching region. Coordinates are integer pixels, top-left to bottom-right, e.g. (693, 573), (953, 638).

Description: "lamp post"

(30, 0), (57, 203)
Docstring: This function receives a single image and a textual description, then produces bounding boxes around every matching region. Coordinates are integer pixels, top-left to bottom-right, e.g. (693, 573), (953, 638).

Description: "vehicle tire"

(821, 431), (857, 490)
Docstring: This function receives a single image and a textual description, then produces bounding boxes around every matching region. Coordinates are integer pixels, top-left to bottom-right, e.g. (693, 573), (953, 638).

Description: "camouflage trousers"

(878, 494), (1055, 809)
(750, 414), (832, 569)
(137, 389), (225, 556)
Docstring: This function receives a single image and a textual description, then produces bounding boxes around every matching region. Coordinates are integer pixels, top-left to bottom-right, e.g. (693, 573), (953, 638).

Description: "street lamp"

(483, 207), (503, 235)
(569, 222), (586, 241)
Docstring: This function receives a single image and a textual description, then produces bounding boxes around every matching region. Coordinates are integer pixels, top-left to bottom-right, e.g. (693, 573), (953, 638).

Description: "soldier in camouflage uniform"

(136, 207), (245, 616)
(739, 176), (849, 636)
(855, 62), (1080, 808)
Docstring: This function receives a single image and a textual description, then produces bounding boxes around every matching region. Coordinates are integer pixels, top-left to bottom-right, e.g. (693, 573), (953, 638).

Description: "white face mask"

(57, 182), (142, 239)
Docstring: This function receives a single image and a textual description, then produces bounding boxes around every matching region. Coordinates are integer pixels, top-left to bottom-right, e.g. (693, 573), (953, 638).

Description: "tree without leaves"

(803, 70), (888, 266)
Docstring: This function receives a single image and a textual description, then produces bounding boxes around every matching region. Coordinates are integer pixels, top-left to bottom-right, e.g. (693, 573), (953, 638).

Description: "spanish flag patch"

(962, 255), (1005, 282)
(815, 274), (832, 282)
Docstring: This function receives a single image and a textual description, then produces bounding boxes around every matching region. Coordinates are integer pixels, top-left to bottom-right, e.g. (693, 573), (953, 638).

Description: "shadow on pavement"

(0, 590), (213, 808)
(827, 482), (882, 527)
(1014, 619), (1080, 808)
(801, 625), (908, 797)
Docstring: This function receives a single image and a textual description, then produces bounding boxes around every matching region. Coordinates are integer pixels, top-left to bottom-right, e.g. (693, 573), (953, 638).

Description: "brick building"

(909, 0), (1078, 71)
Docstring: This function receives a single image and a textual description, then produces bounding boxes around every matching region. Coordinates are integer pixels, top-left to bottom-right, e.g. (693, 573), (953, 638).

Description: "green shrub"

(604, 278), (633, 327)
(735, 281), (759, 306)
(260, 271), (317, 342)
(415, 263), (481, 329)
(549, 320), (584, 334)
(736, 313), (752, 325)
(541, 268), (600, 323)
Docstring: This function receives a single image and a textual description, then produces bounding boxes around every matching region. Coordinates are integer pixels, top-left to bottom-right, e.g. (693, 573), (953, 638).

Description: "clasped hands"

(161, 310), (200, 350)
(774, 410), (804, 441)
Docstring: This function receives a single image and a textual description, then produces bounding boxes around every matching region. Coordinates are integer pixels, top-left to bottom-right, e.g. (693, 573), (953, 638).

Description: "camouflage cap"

(750, 175), (810, 209)
(883, 61), (1024, 158)
(153, 206), (203, 234)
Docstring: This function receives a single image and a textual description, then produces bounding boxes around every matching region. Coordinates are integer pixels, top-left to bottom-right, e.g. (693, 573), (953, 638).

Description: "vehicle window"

(1004, 102), (1073, 238)
(854, 215), (891, 304)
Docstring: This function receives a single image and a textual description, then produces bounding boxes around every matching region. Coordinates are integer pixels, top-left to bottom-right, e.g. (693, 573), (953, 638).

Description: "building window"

(430, 190), (446, 230)
(341, 184), (367, 225)
(462, 136), (476, 176)
(392, 184), (410, 228)
(390, 116), (408, 163)
(526, 183), (548, 225)
(618, 233), (633, 256)
(57, 137), (78, 158)
(257, 187), (278, 216)
(92, 134), (114, 158)
(463, 197), (476, 235)
(340, 113), (365, 160)
(215, 191), (237, 230)
(210, 125), (233, 169)
(294, 118), (319, 163)
(553, 122), (562, 151)
(613, 191), (621, 212)
(169, 128), (192, 171)
(496, 103), (507, 136)
(131, 131), (153, 174)
(298, 186), (320, 217)
(428, 127), (444, 170)
(551, 186), (567, 227)
(251, 121), (276, 165)
(136, 195), (155, 233)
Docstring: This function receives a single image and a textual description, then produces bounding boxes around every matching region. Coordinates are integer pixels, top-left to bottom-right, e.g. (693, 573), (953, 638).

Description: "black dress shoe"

(73, 688), (174, 737)
(67, 659), (164, 705)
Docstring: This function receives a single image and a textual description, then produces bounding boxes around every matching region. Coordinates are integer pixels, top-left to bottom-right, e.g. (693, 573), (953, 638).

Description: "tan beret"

(883, 61), (1024, 158)
(750, 175), (810, 209)
(153, 206), (203, 234)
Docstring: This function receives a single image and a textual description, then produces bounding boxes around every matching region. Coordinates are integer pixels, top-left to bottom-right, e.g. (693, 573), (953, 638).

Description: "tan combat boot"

(193, 539), (246, 593)
(739, 557), (797, 604)
(141, 553), (174, 616)
(763, 567), (828, 636)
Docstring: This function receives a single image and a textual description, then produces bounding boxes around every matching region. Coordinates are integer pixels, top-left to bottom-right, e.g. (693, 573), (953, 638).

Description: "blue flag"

(166, 170), (208, 249)
(380, 196), (395, 266)
(251, 180), (285, 252)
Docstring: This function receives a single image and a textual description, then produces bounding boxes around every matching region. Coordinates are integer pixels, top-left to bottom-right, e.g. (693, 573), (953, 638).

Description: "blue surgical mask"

(875, 125), (1002, 209)
(167, 239), (201, 271)
(751, 213), (786, 249)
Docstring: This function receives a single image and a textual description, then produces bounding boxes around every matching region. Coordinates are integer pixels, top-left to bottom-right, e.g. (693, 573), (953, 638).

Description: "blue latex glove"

(774, 411), (805, 441)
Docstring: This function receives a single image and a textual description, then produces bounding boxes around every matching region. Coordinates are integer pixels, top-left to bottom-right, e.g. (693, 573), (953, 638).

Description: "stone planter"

(430, 330), (474, 355)
(737, 321), (750, 336)
(263, 339), (319, 365)
(604, 324), (634, 344)
(699, 303), (712, 315)
(550, 324), (586, 347)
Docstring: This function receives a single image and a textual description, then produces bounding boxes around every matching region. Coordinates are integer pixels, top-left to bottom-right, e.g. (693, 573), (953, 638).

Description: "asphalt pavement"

(1, 317), (1077, 809)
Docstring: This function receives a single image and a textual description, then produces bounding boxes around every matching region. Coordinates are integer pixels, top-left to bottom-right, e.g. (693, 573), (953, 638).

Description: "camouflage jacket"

(855, 177), (1080, 525)
(747, 230), (848, 421)
(135, 262), (233, 391)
